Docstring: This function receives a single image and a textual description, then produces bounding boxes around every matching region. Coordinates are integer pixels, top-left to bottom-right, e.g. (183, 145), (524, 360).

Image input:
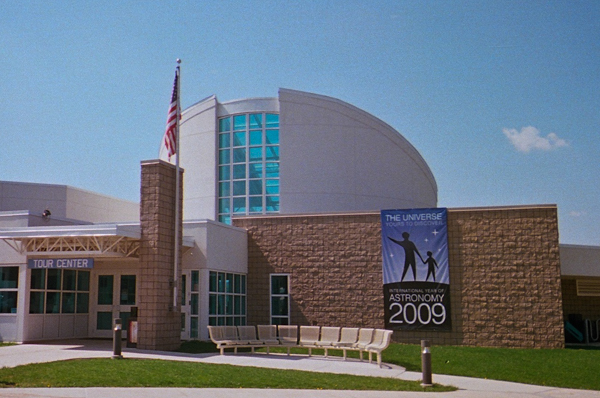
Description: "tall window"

(208, 271), (246, 326)
(0, 267), (18, 314)
(29, 269), (90, 315)
(270, 274), (290, 325)
(218, 112), (280, 224)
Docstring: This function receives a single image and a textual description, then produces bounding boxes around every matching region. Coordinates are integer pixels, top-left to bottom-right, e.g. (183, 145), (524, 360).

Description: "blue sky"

(1, 1), (599, 245)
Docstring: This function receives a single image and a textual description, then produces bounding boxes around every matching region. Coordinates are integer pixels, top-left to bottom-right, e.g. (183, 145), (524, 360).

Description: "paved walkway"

(0, 340), (597, 398)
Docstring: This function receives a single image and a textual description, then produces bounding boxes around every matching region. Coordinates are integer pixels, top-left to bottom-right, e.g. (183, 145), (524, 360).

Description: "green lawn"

(179, 342), (600, 391)
(0, 358), (452, 391)
(385, 344), (600, 391)
(0, 342), (597, 391)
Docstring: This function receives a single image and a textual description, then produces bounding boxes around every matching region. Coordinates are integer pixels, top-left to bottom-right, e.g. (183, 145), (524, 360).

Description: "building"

(0, 89), (598, 349)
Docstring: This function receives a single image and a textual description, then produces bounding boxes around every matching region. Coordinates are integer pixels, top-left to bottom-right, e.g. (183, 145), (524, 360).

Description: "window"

(0, 267), (18, 314)
(29, 269), (90, 315)
(270, 274), (290, 325)
(190, 270), (200, 338)
(209, 271), (246, 326)
(217, 112), (280, 224)
(120, 275), (136, 305)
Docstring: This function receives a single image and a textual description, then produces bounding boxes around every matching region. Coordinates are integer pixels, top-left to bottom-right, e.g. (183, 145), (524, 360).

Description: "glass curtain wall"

(217, 113), (280, 224)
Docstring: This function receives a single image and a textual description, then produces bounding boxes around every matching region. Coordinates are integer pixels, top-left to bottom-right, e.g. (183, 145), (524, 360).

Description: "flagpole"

(173, 58), (182, 311)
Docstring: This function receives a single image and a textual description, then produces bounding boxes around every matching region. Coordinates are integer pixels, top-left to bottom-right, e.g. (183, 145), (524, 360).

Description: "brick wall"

(138, 160), (183, 351)
(235, 205), (564, 349)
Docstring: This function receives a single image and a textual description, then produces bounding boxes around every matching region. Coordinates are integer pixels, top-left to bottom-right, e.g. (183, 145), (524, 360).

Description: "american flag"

(163, 68), (180, 161)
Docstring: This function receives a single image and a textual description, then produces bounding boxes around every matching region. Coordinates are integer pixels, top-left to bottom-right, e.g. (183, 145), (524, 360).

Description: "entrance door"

(91, 272), (137, 338)
(181, 270), (200, 340)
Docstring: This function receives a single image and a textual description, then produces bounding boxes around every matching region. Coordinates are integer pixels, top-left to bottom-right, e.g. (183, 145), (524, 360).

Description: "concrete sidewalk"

(0, 340), (597, 398)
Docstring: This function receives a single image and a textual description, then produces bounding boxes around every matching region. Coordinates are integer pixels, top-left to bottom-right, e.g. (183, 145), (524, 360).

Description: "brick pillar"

(138, 159), (183, 351)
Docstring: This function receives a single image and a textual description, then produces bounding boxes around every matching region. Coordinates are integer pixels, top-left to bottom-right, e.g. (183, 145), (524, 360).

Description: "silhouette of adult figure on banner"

(388, 232), (424, 281)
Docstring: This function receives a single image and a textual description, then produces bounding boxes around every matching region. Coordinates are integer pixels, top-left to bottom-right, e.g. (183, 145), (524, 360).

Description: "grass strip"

(0, 358), (453, 391)
(384, 344), (600, 391)
(178, 341), (600, 391)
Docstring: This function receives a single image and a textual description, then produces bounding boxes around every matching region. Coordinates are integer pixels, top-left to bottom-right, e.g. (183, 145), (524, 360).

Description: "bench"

(207, 324), (393, 367)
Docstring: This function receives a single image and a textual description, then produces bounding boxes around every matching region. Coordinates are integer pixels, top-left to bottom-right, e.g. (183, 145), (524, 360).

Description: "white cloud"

(569, 211), (587, 218)
(503, 126), (568, 153)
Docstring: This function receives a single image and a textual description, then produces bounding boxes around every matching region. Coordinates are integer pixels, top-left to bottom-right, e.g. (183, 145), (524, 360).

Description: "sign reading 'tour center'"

(27, 258), (94, 269)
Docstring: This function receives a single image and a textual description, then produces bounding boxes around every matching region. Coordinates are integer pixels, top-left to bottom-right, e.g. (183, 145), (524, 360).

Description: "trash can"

(127, 306), (138, 348)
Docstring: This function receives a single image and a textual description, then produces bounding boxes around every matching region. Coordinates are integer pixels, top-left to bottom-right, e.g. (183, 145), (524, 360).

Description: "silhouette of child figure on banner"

(424, 251), (439, 282)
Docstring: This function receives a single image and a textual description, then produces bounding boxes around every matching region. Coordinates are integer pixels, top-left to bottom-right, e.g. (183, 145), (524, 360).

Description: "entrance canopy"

(0, 223), (144, 258)
(0, 223), (194, 259)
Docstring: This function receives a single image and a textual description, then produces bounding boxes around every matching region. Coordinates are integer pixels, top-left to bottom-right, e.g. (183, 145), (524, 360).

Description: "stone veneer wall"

(234, 205), (564, 349)
(138, 160), (183, 351)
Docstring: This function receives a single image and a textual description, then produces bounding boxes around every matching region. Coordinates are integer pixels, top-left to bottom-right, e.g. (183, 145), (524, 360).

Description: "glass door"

(92, 272), (137, 338)
(181, 270), (199, 340)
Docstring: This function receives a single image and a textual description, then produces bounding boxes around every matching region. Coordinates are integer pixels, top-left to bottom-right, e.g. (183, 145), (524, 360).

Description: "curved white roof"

(160, 88), (438, 220)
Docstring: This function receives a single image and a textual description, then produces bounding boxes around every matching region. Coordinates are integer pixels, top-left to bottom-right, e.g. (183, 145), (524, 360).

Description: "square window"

(98, 275), (114, 305)
(0, 291), (17, 314)
(249, 197), (262, 213)
(265, 162), (279, 178)
(31, 269), (45, 290)
(219, 198), (230, 214)
(63, 270), (76, 291)
(234, 274), (241, 294)
(233, 197), (246, 214)
(249, 130), (262, 145)
(97, 312), (113, 330)
(225, 273), (234, 293)
(76, 293), (89, 313)
(271, 275), (289, 295)
(249, 147), (262, 162)
(218, 117), (231, 132)
(271, 296), (289, 316)
(233, 115), (246, 130)
(191, 271), (199, 292)
(209, 271), (217, 293)
(249, 163), (263, 178)
(77, 271), (90, 292)
(218, 133), (230, 148)
(120, 275), (136, 305)
(266, 113), (279, 128)
(191, 317), (199, 338)
(218, 215), (231, 224)
(219, 182), (230, 197)
(29, 291), (44, 314)
(233, 164), (246, 179)
(219, 165), (230, 181)
(266, 129), (279, 145)
(266, 179), (279, 195)
(266, 196), (280, 212)
(249, 179), (262, 195)
(219, 149), (230, 165)
(47, 270), (61, 290)
(0, 267), (18, 289)
(266, 146), (279, 161)
(233, 148), (246, 163)
(217, 273), (225, 293)
(61, 292), (75, 313)
(46, 292), (60, 314)
(191, 293), (199, 315)
(233, 181), (246, 196)
(249, 113), (262, 129)
(209, 294), (217, 315)
(233, 132), (246, 147)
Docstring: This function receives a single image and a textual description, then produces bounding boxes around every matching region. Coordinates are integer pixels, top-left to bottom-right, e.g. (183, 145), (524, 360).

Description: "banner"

(381, 208), (451, 330)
